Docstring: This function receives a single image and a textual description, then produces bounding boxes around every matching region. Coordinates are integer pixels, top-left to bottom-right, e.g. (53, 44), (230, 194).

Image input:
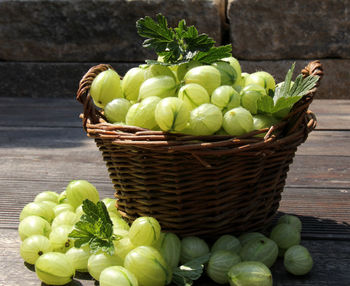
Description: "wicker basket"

(76, 61), (323, 238)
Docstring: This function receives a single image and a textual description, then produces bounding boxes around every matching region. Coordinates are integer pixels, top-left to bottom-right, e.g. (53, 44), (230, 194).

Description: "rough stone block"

(228, 0), (350, 60)
(0, 0), (223, 62)
(0, 62), (140, 98)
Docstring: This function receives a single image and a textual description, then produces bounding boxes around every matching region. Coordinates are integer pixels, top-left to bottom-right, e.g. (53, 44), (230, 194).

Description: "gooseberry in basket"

(207, 250), (241, 284)
(284, 245), (313, 275)
(240, 84), (266, 115)
(176, 60), (201, 82)
(222, 106), (254, 136)
(104, 98), (131, 123)
(155, 97), (190, 132)
(253, 114), (280, 137)
(270, 223), (301, 250)
(245, 71), (276, 95)
(221, 56), (242, 85)
(212, 61), (237, 86)
(121, 67), (146, 101)
(184, 65), (221, 95)
(233, 72), (249, 92)
(35, 252), (75, 285)
(211, 85), (240, 112)
(177, 83), (210, 111)
(90, 69), (123, 108)
(228, 261), (273, 286)
(144, 63), (176, 81)
(188, 103), (223, 135)
(239, 237), (278, 268)
(138, 75), (177, 101)
(125, 96), (161, 130)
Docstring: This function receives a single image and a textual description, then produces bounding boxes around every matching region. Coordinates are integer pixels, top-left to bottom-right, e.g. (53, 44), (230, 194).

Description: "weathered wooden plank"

(1, 230), (349, 286)
(297, 131), (350, 156)
(0, 97), (83, 127)
(310, 99), (350, 130)
(286, 155), (350, 188)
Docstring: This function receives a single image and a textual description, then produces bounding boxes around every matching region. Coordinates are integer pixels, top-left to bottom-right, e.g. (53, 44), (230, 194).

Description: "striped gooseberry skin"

(128, 217), (161, 247)
(100, 266), (139, 286)
(35, 252), (75, 285)
(284, 245), (313, 276)
(228, 261), (273, 286)
(124, 246), (172, 286)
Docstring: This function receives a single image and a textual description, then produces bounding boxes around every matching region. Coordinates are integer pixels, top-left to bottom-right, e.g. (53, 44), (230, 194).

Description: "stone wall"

(0, 0), (349, 98)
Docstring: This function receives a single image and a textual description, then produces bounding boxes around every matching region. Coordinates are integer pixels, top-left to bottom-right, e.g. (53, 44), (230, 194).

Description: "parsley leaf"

(68, 199), (119, 255)
(136, 14), (232, 64)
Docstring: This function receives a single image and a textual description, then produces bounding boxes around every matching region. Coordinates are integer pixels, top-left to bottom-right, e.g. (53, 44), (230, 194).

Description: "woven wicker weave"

(76, 61), (323, 238)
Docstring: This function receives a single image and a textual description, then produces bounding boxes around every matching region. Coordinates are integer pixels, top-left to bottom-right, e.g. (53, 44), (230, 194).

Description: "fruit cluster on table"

(18, 180), (313, 286)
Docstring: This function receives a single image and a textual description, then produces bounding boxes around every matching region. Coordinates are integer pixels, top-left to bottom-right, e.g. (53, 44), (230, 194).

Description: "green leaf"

(68, 199), (117, 255)
(289, 74), (319, 98)
(136, 14), (173, 43)
(82, 199), (99, 221)
(258, 95), (274, 114)
(136, 14), (232, 65)
(270, 63), (319, 115)
(74, 237), (92, 249)
(273, 96), (303, 112)
(274, 62), (295, 104)
(192, 45), (232, 64)
(172, 254), (210, 286)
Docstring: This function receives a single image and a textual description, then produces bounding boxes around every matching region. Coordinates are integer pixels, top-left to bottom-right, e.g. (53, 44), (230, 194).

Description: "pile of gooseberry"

(18, 180), (313, 286)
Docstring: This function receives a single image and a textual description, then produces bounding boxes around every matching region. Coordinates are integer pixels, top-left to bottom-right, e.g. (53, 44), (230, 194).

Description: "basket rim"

(76, 61), (323, 155)
(82, 110), (316, 156)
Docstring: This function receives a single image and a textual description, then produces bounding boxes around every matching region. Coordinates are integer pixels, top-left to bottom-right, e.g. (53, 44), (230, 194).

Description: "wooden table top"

(0, 97), (349, 286)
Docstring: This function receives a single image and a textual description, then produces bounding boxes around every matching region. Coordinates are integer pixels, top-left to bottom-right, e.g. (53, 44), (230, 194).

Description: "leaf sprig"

(68, 199), (119, 255)
(136, 14), (232, 65)
(258, 63), (319, 115)
(172, 254), (211, 286)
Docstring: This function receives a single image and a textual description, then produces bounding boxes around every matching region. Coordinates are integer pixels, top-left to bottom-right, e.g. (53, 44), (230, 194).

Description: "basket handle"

(301, 60), (324, 84)
(76, 64), (113, 130)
